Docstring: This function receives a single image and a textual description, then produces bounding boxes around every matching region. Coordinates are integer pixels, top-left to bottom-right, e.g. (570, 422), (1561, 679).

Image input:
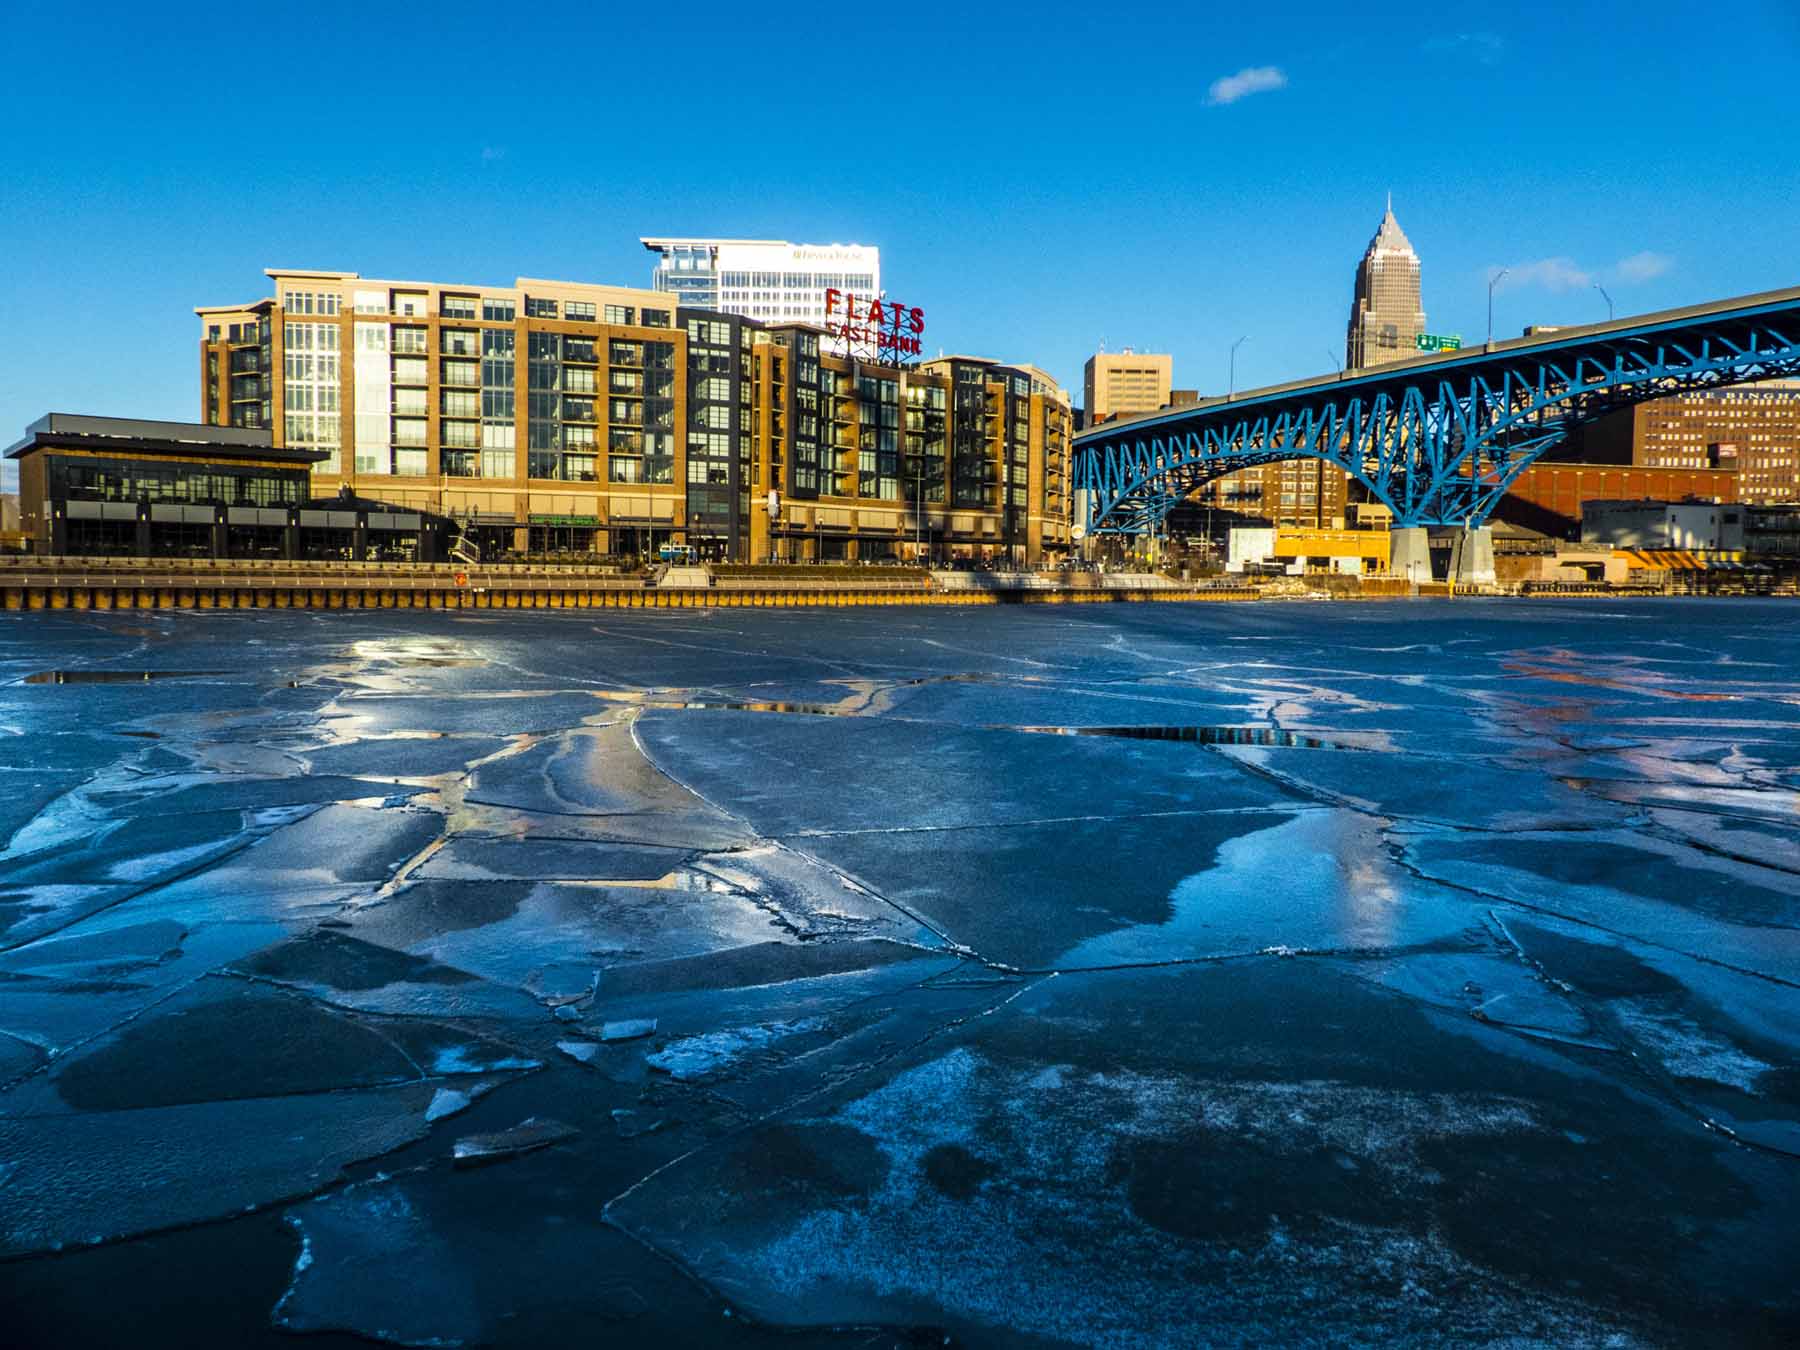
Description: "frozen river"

(2, 600), (1797, 1348)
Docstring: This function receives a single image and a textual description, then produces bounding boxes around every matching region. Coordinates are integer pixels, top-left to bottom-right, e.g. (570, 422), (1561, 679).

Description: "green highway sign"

(1415, 333), (1463, 352)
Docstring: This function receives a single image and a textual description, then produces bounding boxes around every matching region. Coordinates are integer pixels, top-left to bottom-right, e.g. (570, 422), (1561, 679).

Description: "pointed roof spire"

(1367, 194), (1415, 258)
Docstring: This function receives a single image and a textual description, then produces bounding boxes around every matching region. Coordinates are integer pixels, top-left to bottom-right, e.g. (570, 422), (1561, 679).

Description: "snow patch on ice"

(645, 1018), (824, 1081)
(428, 1045), (537, 1076)
(735, 1049), (1630, 1349)
(1612, 1003), (1774, 1092)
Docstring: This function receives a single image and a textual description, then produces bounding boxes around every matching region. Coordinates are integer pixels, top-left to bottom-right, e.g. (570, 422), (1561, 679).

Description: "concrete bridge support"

(1390, 527), (1434, 583)
(1449, 527), (1496, 586)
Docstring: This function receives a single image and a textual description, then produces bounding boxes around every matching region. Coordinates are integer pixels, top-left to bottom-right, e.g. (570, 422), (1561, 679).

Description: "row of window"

(420, 451), (679, 484)
(281, 291), (342, 317)
(48, 456), (307, 507)
(208, 321), (268, 344)
(716, 272), (874, 291)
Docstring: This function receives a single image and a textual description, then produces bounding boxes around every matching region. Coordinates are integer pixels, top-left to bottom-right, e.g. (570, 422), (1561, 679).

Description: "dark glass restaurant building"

(6, 414), (443, 561)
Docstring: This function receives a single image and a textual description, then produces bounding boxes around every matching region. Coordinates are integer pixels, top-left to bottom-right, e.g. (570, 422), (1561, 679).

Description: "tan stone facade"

(1083, 351), (1172, 424)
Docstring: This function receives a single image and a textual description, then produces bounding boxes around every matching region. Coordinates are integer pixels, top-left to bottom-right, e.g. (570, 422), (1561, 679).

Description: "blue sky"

(4, 0), (1797, 465)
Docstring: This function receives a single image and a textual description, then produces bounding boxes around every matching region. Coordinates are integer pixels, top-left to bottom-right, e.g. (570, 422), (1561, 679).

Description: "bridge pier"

(1390, 527), (1433, 583)
(1449, 526), (1496, 586)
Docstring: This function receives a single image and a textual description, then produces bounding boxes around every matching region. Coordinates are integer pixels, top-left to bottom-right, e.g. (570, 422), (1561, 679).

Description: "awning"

(1621, 549), (1745, 572)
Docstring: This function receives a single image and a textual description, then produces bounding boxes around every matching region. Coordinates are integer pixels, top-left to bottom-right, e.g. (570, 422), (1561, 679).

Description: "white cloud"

(1612, 250), (1673, 283)
(1207, 66), (1288, 106)
(1491, 250), (1675, 294)
(480, 146), (507, 162)
(1494, 258), (1592, 294)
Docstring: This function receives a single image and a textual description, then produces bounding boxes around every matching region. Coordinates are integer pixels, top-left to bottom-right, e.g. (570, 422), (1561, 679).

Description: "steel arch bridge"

(1074, 285), (1800, 533)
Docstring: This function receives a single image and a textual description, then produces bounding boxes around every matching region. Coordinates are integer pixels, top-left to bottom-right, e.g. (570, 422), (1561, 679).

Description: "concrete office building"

(1083, 350), (1172, 424)
(641, 239), (879, 352)
(1346, 197), (1428, 371)
(196, 268), (1071, 565)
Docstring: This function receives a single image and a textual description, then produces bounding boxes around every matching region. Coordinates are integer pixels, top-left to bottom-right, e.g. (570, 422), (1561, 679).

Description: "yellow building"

(198, 269), (1073, 563)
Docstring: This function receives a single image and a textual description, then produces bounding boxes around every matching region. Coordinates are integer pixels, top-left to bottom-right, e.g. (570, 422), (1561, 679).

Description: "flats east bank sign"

(823, 288), (925, 357)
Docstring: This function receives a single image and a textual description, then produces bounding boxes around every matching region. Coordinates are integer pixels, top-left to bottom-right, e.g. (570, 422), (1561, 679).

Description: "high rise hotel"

(197, 268), (1071, 563)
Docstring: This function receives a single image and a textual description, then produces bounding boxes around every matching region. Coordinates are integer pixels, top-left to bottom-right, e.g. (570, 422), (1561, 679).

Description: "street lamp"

(1326, 350), (1344, 376)
(1487, 268), (1509, 345)
(913, 457), (922, 561)
(1595, 282), (1614, 322)
(1229, 335), (1249, 398)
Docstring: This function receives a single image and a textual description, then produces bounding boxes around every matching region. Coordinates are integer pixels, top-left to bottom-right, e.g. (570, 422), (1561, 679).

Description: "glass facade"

(47, 454), (308, 506)
(481, 327), (516, 478)
(950, 364), (993, 509)
(648, 244), (721, 309)
(857, 374), (900, 499)
(352, 322), (390, 475)
(683, 313), (740, 556)
(282, 322), (341, 474)
(905, 381), (947, 505)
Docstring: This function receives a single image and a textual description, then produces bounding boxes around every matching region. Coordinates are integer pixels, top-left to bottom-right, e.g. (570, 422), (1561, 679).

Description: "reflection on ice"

(1056, 809), (1481, 969)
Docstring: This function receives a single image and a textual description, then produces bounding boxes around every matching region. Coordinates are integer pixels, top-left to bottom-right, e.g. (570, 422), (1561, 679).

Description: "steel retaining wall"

(0, 569), (1260, 612)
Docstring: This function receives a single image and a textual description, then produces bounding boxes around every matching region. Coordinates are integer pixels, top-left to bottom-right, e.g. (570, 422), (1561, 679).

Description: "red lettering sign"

(822, 292), (926, 359)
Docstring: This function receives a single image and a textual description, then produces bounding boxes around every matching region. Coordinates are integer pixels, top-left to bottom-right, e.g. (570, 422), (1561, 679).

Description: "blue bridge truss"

(1074, 285), (1800, 533)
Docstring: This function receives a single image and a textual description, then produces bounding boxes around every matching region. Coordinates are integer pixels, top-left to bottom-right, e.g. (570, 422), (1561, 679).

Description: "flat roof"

(6, 414), (323, 464)
(211, 270), (668, 307)
(194, 299), (271, 317)
(641, 238), (790, 249)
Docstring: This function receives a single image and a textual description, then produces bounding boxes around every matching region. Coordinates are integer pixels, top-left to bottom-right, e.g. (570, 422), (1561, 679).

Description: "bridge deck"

(1076, 282), (1800, 446)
